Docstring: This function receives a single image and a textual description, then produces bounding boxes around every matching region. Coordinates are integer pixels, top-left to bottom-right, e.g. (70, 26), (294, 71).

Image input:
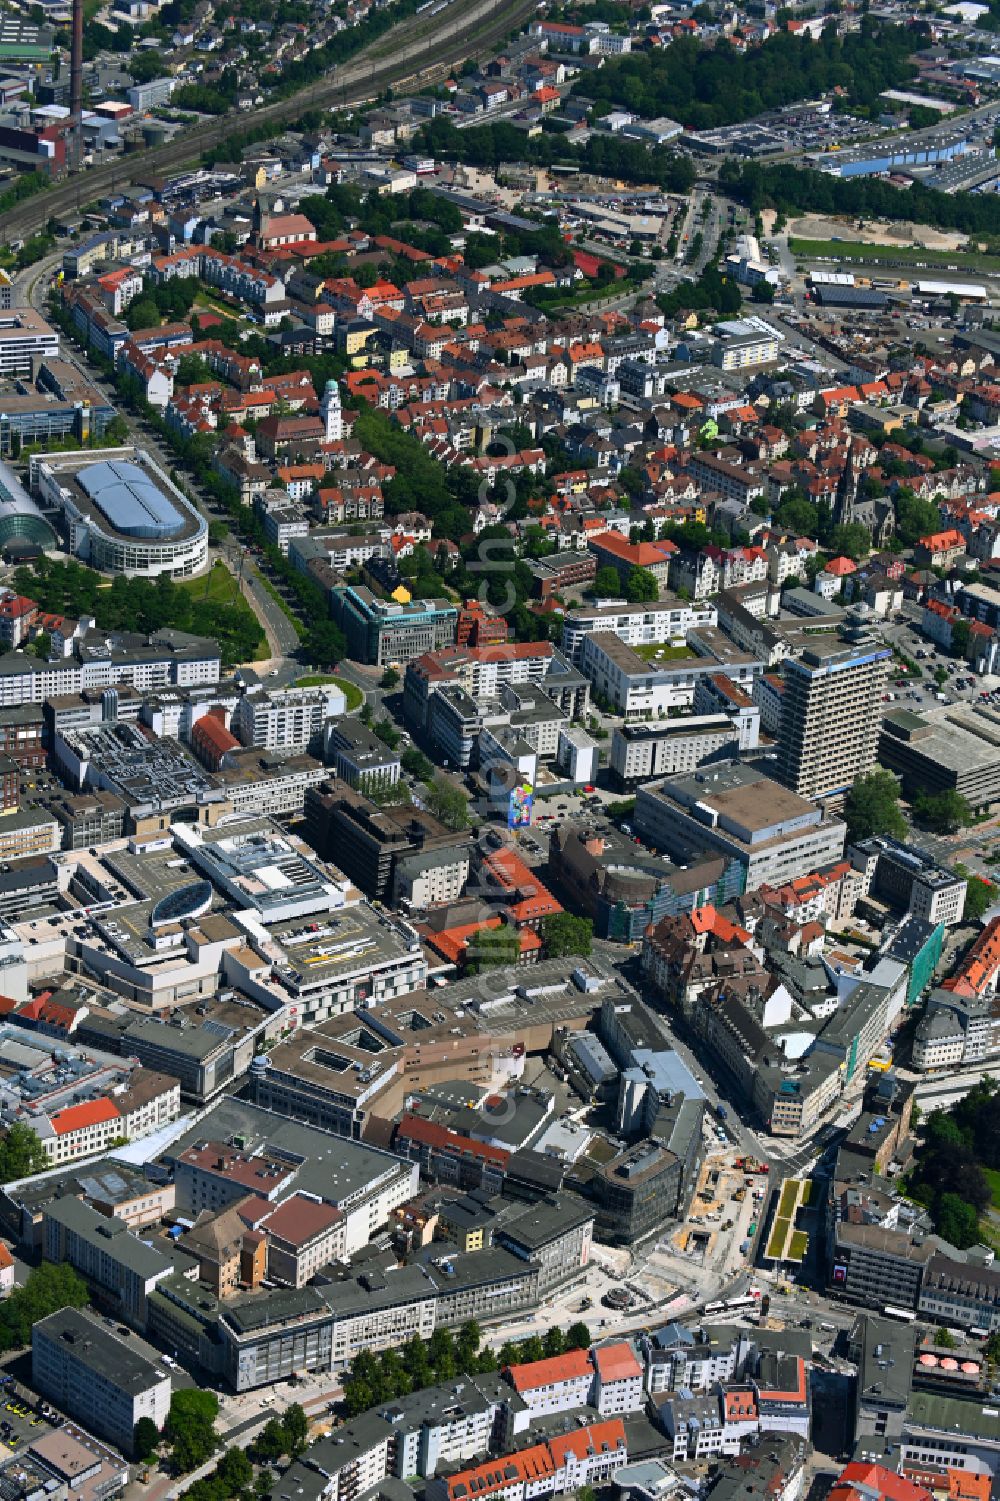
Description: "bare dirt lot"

(787, 213), (968, 250)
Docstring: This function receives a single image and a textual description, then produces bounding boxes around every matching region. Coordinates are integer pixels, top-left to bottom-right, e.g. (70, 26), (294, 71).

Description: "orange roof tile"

(548, 1419), (627, 1466)
(919, 529), (965, 553)
(397, 1114), (511, 1167)
(50, 1098), (120, 1135)
(444, 1443), (555, 1501)
(593, 1343), (642, 1383)
(948, 1473), (991, 1501)
(507, 1349), (592, 1393)
(689, 904), (751, 945)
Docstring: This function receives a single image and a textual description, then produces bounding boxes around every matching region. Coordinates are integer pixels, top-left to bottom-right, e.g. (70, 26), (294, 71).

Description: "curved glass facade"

(150, 880), (213, 928)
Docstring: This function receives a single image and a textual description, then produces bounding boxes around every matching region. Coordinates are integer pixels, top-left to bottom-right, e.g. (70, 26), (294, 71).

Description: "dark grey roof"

(34, 1306), (168, 1394)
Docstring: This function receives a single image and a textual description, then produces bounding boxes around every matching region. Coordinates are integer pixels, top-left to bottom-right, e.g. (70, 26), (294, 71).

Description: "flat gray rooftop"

(162, 1099), (407, 1205)
(34, 1307), (168, 1395)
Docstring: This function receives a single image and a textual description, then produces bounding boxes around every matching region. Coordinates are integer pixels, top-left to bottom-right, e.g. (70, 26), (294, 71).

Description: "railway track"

(0, 0), (536, 242)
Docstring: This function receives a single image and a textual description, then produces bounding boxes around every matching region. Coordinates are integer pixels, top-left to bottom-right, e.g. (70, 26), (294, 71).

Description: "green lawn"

(180, 564), (269, 662)
(180, 564), (241, 606)
(790, 237), (1000, 277)
(296, 674), (363, 711)
(632, 641), (697, 662)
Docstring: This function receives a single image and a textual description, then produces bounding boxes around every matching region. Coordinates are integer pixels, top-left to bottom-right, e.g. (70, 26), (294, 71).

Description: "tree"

(593, 565), (622, 599)
(165, 1389), (219, 1473)
(133, 1418), (160, 1461)
(465, 924), (522, 974)
(985, 1330), (1000, 1363)
(826, 523), (871, 561)
(302, 618), (346, 669)
(626, 566), (659, 603)
(936, 1192), (981, 1250)
(934, 1326), (958, 1348)
(217, 1446), (253, 1493)
(774, 493), (820, 538)
(401, 746), (435, 783)
(895, 491), (941, 547)
(951, 618), (971, 659)
(456, 1321), (482, 1374)
(343, 1349), (384, 1416)
(541, 913), (593, 959)
(428, 1327), (457, 1381)
(0, 1122), (49, 1183)
(427, 775), (469, 832)
(844, 769), (906, 843)
(543, 1326), (566, 1357)
(125, 297), (160, 332)
(374, 717), (400, 750)
(565, 1322), (592, 1350)
(0, 1261), (88, 1351)
(251, 1419), (289, 1464)
(401, 1334), (432, 1390)
(380, 666), (400, 689)
(281, 1403), (309, 1457)
(962, 872), (996, 923)
(913, 788), (971, 833)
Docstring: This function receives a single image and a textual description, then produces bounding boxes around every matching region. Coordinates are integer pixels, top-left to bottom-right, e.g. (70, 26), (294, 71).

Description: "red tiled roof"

(689, 905), (751, 945)
(919, 528), (965, 553)
(0, 595), (36, 620)
(832, 1463), (933, 1501)
(193, 715), (240, 756)
(443, 1444), (555, 1501)
(507, 1348), (592, 1393)
(724, 1389), (758, 1421)
(548, 1419), (626, 1466)
(593, 1343), (642, 1383)
(471, 642), (554, 663)
(50, 1098), (120, 1136)
(589, 531), (677, 564)
(397, 1114), (511, 1167)
(481, 848), (562, 924)
(948, 1473), (991, 1501)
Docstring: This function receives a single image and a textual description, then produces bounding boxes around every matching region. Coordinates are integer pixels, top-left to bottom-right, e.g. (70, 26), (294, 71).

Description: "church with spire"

(832, 442), (895, 547)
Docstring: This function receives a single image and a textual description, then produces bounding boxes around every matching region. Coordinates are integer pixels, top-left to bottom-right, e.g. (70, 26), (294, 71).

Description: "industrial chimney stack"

(69, 0), (83, 172)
